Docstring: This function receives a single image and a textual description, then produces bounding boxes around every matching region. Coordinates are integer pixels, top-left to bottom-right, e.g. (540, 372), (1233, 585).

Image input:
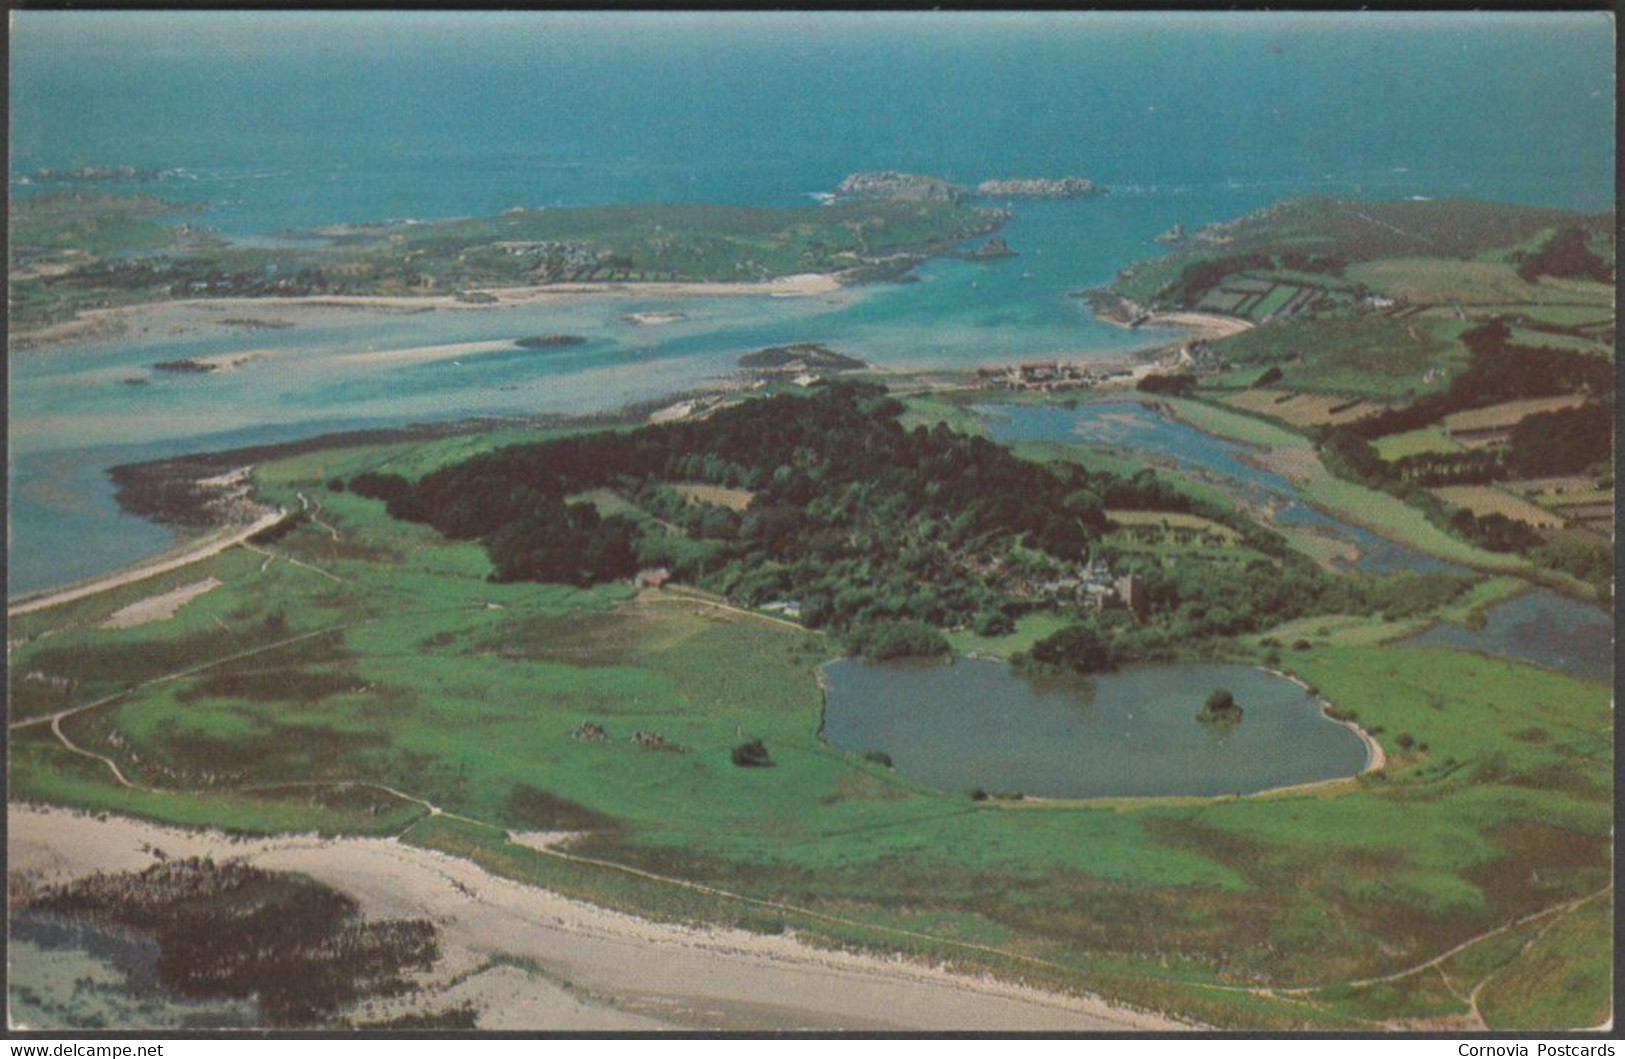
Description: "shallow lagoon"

(822, 658), (1370, 799)
(976, 400), (1462, 574)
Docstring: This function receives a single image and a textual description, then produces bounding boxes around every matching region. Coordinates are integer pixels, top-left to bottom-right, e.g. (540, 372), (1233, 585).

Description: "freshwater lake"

(821, 658), (1371, 799)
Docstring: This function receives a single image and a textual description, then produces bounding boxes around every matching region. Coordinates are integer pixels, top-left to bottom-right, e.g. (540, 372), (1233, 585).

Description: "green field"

(1213, 316), (1471, 400)
(1372, 428), (1463, 461)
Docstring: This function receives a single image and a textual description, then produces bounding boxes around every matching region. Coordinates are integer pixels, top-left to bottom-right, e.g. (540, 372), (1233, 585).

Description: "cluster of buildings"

(1037, 560), (1149, 617)
(976, 360), (1134, 392)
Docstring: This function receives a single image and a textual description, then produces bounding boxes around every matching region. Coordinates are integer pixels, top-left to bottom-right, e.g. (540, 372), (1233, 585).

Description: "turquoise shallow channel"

(821, 659), (1370, 799)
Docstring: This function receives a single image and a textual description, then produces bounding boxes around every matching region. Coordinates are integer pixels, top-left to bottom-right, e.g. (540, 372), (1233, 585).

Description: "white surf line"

(8, 508), (287, 618)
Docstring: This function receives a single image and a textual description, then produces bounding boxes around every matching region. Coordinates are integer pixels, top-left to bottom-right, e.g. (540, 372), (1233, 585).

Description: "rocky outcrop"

(835, 171), (971, 204)
(1155, 222), (1188, 245)
(962, 236), (1017, 261)
(975, 177), (1105, 199)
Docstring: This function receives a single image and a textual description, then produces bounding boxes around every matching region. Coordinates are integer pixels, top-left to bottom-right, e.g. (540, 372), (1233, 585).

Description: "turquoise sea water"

(7, 12), (1616, 593)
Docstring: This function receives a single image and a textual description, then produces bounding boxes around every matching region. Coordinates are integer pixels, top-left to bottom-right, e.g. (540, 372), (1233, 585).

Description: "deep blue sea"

(8, 11), (1616, 593)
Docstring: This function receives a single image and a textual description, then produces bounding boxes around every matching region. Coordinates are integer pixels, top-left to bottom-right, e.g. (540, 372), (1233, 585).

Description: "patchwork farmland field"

(1222, 389), (1387, 428)
(1440, 395), (1590, 434)
(1431, 486), (1568, 530)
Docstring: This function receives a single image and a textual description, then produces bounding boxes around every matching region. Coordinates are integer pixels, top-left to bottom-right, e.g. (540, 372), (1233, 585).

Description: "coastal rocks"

(975, 177), (1105, 199)
(31, 857), (441, 1028)
(1155, 222), (1188, 245)
(835, 171), (971, 204)
(1076, 289), (1153, 328)
(962, 236), (1017, 262)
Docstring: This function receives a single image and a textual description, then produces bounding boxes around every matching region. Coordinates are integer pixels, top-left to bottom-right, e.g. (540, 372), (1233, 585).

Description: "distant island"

(976, 177), (1105, 199)
(835, 171), (970, 204)
(836, 170), (1107, 204)
(737, 343), (868, 375)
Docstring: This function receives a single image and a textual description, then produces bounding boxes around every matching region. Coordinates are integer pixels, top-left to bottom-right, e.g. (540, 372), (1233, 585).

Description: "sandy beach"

(7, 806), (1180, 1032)
(7, 508), (285, 617)
(1143, 311), (1256, 341)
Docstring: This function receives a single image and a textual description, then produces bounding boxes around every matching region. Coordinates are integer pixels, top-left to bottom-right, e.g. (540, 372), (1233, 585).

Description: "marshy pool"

(821, 658), (1372, 799)
(1402, 588), (1613, 684)
(975, 401), (1463, 575)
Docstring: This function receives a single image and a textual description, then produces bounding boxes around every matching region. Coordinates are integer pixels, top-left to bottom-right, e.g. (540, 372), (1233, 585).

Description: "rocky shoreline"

(835, 170), (1108, 204)
(976, 177), (1104, 199)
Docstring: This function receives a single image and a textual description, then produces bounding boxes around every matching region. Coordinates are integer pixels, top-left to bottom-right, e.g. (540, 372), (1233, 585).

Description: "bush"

(972, 610), (1015, 637)
(863, 750), (894, 768)
(1204, 688), (1237, 713)
(731, 740), (774, 768)
(1137, 373), (1198, 396)
(844, 620), (949, 662)
(1025, 622), (1114, 674)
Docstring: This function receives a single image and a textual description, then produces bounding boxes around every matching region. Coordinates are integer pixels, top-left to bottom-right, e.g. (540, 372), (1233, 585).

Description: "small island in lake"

(1197, 687), (1244, 727)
